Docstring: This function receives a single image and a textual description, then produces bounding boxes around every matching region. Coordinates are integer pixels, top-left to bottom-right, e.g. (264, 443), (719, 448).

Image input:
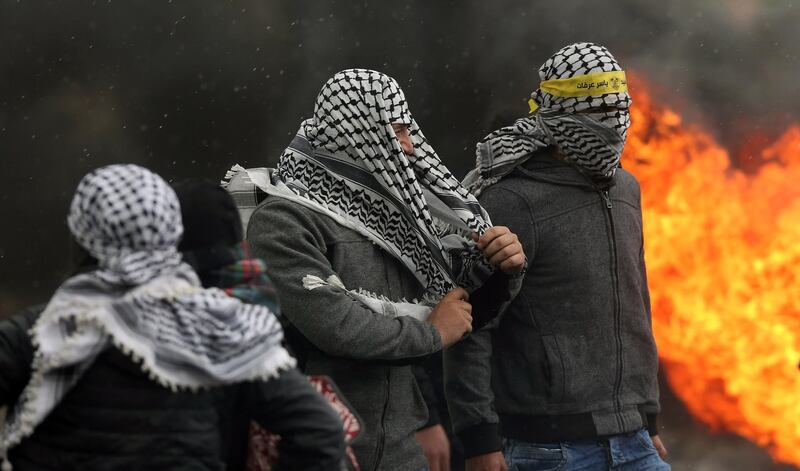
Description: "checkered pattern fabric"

(67, 164), (184, 285)
(1, 165), (294, 463)
(464, 42), (631, 194)
(276, 69), (495, 296)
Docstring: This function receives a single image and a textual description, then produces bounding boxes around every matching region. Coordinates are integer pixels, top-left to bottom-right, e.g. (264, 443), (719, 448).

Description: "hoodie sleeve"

(247, 198), (442, 361)
(413, 358), (442, 429)
(444, 186), (535, 458)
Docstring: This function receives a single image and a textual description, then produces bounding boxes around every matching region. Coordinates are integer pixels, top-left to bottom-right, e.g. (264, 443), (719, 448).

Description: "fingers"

(482, 232), (519, 260)
(488, 240), (523, 267)
(460, 303), (473, 335)
(460, 299), (473, 315)
(652, 435), (668, 459)
(445, 287), (470, 302)
(461, 305), (473, 338)
(432, 288), (474, 345)
(499, 253), (526, 274)
(461, 301), (472, 339)
(416, 426), (450, 471)
(427, 449), (449, 471)
(478, 227), (526, 274)
(476, 226), (511, 250)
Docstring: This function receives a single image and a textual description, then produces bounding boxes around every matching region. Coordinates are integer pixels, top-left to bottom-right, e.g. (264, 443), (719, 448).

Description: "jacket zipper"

(372, 368), (390, 470)
(601, 190), (625, 430)
(372, 264), (394, 470)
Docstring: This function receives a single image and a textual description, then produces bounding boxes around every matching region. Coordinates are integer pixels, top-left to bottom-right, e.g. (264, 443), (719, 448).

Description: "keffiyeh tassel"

(1, 165), (294, 462)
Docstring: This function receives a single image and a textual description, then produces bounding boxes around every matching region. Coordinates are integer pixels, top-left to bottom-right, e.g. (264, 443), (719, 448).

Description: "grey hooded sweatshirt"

(248, 197), (440, 471)
(444, 151), (660, 458)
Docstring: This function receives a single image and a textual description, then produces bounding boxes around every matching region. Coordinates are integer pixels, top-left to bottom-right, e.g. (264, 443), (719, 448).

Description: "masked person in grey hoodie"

(448, 43), (669, 471)
(229, 68), (526, 470)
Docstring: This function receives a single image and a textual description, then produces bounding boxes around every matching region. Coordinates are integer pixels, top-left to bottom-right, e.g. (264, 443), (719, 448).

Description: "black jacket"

(0, 306), (39, 407)
(444, 153), (660, 457)
(1, 304), (345, 470)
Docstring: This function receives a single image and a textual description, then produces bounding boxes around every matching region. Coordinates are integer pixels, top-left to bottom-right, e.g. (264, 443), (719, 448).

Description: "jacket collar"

(514, 148), (615, 191)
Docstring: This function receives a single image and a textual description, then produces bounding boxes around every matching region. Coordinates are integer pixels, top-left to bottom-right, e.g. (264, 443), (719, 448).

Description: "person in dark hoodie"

(0, 164), (344, 471)
(225, 69), (526, 470)
(173, 178), (356, 470)
(447, 43), (669, 471)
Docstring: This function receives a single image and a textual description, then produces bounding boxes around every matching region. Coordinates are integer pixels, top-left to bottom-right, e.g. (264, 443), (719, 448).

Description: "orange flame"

(623, 75), (800, 466)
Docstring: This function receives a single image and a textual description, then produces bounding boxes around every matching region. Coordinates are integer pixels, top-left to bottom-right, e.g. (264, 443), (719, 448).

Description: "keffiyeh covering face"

(274, 68), (494, 297)
(1, 165), (294, 458)
(464, 42), (631, 194)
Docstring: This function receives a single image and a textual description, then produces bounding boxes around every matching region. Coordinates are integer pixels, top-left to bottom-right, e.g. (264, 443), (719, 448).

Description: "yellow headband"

(528, 70), (628, 113)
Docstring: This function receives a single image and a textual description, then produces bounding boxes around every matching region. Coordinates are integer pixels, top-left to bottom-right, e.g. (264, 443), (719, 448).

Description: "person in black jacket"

(0, 164), (345, 471)
(173, 178), (356, 470)
(446, 43), (669, 471)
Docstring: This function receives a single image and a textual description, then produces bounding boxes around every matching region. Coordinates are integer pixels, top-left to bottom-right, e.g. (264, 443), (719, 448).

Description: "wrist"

(429, 323), (444, 351)
(421, 406), (442, 429)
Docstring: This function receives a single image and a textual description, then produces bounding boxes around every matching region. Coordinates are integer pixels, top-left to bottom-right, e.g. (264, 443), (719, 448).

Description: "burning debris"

(625, 74), (800, 468)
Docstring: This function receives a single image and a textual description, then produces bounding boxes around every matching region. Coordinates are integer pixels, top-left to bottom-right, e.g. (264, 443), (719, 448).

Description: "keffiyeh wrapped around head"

(464, 42), (631, 194)
(1, 165), (294, 460)
(67, 164), (184, 285)
(273, 68), (495, 297)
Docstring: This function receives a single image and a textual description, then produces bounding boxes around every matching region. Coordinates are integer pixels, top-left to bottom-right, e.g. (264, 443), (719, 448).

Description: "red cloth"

(246, 375), (362, 471)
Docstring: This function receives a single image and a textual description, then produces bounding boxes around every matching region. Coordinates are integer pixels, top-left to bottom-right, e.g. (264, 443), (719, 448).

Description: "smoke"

(2, 0), (798, 328)
(464, 0), (800, 144)
(1, 1), (798, 468)
(2, 0), (798, 343)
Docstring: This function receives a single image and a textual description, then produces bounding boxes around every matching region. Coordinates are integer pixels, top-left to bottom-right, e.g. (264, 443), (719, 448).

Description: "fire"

(623, 75), (800, 466)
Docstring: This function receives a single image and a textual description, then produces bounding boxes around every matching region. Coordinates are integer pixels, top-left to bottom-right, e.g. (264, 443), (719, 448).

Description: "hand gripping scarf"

(463, 42), (631, 194)
(1, 165), (294, 467)
(255, 69), (495, 298)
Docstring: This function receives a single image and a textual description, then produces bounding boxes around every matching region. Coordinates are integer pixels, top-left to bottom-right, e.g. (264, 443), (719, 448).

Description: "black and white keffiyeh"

(464, 42), (631, 194)
(272, 69), (495, 297)
(1, 165), (294, 461)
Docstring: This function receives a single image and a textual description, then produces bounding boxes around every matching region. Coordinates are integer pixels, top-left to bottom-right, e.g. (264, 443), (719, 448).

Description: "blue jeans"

(503, 429), (671, 471)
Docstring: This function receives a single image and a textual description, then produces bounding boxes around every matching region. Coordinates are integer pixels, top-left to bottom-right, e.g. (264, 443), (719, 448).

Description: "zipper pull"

(601, 190), (613, 209)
